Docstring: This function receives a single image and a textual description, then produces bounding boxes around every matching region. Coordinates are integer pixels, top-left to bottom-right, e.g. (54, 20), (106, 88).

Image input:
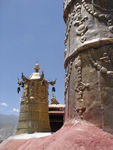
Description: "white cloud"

(1, 103), (8, 107)
(12, 108), (19, 113)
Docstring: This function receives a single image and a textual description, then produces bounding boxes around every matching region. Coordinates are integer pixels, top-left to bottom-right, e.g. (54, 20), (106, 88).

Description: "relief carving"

(74, 56), (89, 119)
(89, 50), (113, 77)
(82, 0), (113, 33)
(64, 2), (88, 58)
(65, 61), (73, 95)
(100, 53), (111, 64)
(64, 10), (75, 57)
(73, 3), (88, 43)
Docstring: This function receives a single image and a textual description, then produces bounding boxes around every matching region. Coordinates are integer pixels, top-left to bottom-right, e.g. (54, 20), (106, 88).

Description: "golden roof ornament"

(34, 64), (40, 72)
(51, 94), (59, 105)
(29, 64), (41, 80)
(16, 63), (52, 134)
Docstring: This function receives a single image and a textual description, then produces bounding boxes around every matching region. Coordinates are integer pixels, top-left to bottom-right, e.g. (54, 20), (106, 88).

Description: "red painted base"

(0, 121), (113, 150)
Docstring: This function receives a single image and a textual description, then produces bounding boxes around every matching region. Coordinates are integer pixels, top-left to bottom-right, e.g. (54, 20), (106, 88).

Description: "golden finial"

(51, 94), (59, 104)
(34, 64), (40, 72)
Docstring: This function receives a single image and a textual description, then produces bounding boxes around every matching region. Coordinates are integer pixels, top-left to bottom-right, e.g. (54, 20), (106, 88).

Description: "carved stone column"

(64, 0), (113, 134)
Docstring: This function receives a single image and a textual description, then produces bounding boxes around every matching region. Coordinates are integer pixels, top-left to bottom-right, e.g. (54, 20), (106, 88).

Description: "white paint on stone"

(8, 132), (52, 140)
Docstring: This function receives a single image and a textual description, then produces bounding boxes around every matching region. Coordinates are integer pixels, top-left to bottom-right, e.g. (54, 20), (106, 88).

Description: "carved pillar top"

(64, 0), (113, 67)
(64, 0), (113, 13)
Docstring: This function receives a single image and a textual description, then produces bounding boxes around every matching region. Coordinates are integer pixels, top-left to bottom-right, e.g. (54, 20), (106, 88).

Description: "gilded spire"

(34, 64), (40, 72)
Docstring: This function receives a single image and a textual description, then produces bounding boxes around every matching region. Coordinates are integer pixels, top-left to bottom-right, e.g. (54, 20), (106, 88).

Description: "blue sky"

(0, 0), (65, 115)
